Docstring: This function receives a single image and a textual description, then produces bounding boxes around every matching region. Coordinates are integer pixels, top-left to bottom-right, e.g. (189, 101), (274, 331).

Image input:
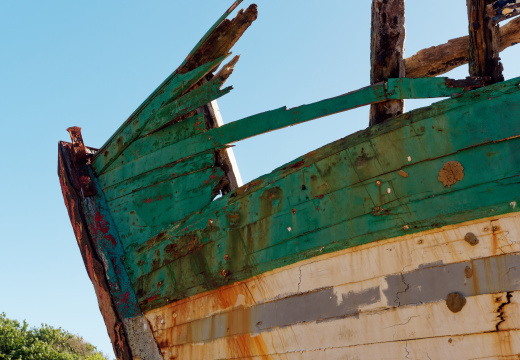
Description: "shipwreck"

(59, 0), (520, 358)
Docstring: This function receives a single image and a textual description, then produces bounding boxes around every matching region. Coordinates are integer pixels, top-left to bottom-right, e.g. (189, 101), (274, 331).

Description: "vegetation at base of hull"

(0, 313), (108, 360)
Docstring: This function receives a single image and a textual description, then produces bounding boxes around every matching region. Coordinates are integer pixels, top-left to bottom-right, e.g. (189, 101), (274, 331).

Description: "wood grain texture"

(370, 0), (405, 125)
(405, 17), (520, 77)
(467, 0), (504, 82)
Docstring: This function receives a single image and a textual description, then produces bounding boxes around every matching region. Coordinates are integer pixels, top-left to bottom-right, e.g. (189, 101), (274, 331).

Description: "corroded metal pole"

(467, 0), (504, 83)
(369, 0), (406, 126)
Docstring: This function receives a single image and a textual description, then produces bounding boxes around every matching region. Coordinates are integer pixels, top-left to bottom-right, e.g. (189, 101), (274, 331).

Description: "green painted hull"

(114, 78), (520, 311)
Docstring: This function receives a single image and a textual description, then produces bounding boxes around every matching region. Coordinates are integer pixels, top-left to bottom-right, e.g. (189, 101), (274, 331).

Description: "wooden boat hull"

(146, 212), (520, 359)
(59, 76), (520, 359)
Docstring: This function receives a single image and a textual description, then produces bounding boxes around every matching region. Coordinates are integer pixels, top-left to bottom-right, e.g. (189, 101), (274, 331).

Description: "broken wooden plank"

(487, 0), (520, 23)
(92, 56), (228, 175)
(177, 4), (257, 75)
(140, 57), (238, 137)
(113, 77), (489, 178)
(467, 0), (504, 82)
(92, 3), (258, 175)
(370, 0), (406, 125)
(405, 16), (520, 77)
(178, 0), (244, 72)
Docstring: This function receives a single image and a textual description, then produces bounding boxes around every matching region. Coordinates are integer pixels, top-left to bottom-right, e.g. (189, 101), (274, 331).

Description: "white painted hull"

(143, 213), (520, 359)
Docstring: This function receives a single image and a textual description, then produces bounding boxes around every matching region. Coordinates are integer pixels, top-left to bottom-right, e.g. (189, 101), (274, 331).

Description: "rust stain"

(398, 169), (409, 178)
(464, 232), (480, 246)
(446, 292), (467, 313)
(438, 161), (464, 187)
(464, 265), (474, 278)
(492, 222), (501, 255)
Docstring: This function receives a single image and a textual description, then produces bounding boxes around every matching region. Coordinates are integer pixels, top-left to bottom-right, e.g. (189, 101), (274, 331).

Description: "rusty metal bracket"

(66, 127), (96, 197)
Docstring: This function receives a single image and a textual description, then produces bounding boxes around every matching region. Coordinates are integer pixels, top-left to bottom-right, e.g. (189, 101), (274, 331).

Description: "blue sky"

(1, 1), (519, 358)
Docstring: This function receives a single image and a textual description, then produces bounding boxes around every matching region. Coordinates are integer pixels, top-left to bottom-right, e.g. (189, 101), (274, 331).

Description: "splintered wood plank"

(467, 0), (504, 83)
(177, 4), (257, 75)
(92, 3), (258, 175)
(140, 57), (238, 137)
(370, 0), (405, 125)
(91, 56), (228, 175)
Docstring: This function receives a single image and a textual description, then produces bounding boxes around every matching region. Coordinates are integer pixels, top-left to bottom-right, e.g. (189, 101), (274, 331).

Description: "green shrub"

(0, 313), (108, 360)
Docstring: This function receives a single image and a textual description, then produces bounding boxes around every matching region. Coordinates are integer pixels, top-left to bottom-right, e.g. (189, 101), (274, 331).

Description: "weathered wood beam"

(405, 17), (520, 77)
(487, 0), (520, 24)
(467, 0), (504, 82)
(370, 0), (406, 126)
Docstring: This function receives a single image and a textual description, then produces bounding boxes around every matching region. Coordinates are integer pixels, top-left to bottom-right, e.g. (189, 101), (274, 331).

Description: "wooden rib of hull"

(144, 212), (520, 359)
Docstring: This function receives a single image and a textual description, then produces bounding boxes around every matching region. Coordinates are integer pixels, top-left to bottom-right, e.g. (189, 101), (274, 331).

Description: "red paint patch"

(92, 212), (117, 246)
(145, 295), (158, 303)
(316, 194), (324, 200)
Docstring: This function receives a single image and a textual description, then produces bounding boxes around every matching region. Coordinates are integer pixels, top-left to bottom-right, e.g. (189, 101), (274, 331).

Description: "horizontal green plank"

(102, 150), (215, 202)
(104, 113), (207, 174)
(124, 78), (520, 277)
(135, 174), (520, 310)
(127, 136), (520, 286)
(110, 166), (224, 250)
(117, 79), (520, 309)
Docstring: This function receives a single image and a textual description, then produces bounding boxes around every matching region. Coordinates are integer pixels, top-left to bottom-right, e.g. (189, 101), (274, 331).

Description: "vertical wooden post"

(467, 0), (504, 82)
(370, 0), (406, 126)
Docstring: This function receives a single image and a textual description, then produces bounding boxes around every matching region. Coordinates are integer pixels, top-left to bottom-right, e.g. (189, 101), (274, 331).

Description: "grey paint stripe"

(384, 253), (520, 306)
(177, 252), (520, 345)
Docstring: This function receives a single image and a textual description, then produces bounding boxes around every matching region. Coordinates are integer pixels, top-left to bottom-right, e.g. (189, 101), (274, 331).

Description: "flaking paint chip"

(398, 170), (409, 178)
(438, 161), (464, 187)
